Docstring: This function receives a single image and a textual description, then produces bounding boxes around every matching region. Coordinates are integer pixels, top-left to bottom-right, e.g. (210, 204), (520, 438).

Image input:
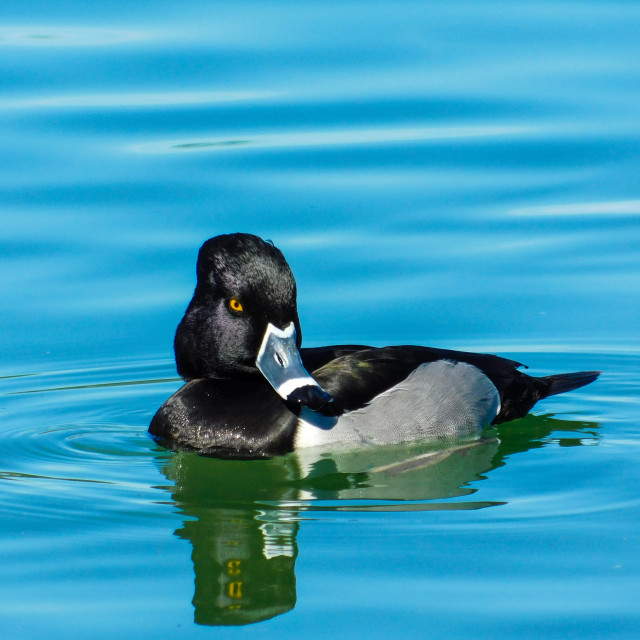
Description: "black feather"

(303, 346), (599, 425)
(149, 378), (298, 458)
(540, 371), (601, 397)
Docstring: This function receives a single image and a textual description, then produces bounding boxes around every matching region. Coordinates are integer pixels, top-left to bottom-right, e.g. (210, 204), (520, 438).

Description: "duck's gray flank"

(295, 360), (500, 449)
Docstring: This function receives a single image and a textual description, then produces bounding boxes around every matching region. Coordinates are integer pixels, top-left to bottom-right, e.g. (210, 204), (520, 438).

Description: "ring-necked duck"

(149, 233), (599, 458)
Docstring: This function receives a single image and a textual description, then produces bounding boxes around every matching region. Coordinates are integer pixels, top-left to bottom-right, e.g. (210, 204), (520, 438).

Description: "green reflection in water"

(154, 413), (600, 626)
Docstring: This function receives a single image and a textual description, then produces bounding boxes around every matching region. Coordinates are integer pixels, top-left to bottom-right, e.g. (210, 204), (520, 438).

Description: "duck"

(149, 232), (599, 458)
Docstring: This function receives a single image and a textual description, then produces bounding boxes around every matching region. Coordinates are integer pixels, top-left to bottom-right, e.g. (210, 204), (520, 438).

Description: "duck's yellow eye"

(228, 298), (244, 313)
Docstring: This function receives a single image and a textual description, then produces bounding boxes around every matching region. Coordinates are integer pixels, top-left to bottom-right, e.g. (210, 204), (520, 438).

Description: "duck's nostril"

(275, 353), (285, 367)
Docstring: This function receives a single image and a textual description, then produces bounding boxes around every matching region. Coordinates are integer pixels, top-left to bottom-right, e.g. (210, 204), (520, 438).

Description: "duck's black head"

(175, 233), (302, 380)
(174, 233), (332, 412)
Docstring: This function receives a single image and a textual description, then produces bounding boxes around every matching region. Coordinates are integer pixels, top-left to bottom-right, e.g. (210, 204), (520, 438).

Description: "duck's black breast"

(149, 378), (299, 458)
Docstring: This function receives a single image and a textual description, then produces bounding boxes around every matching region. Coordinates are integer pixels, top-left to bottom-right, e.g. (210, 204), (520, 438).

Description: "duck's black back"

(302, 345), (597, 424)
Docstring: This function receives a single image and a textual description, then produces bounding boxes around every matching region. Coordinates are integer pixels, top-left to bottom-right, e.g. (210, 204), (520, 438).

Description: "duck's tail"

(539, 370), (601, 397)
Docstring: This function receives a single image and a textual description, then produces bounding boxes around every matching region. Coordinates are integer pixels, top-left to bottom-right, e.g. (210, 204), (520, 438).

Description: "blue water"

(1, 1), (639, 638)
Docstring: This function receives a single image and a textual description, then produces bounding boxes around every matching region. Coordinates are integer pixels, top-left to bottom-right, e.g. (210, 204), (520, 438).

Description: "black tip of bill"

(286, 385), (334, 412)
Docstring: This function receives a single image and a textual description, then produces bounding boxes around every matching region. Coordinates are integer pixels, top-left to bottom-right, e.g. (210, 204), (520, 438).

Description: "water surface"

(1, 2), (639, 638)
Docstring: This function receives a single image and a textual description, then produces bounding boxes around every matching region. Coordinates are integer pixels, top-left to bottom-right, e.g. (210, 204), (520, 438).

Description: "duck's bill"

(256, 322), (333, 411)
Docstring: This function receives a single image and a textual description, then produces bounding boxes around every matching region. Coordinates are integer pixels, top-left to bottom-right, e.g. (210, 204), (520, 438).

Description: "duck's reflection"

(155, 414), (600, 626)
(162, 452), (301, 625)
(175, 506), (298, 625)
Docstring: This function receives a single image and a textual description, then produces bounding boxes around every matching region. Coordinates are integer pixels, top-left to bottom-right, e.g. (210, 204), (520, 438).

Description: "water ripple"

(1, 90), (275, 110)
(131, 124), (529, 154)
(0, 26), (147, 47)
(0, 360), (173, 489)
(0, 421), (153, 480)
(512, 199), (640, 217)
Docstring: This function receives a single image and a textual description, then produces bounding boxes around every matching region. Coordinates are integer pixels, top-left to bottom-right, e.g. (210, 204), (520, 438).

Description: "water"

(1, 1), (639, 637)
